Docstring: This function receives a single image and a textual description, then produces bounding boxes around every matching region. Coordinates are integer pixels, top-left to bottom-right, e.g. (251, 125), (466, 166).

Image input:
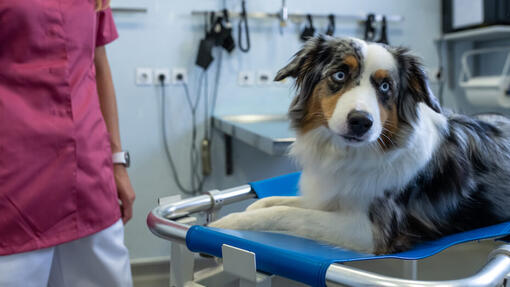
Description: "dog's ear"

(274, 35), (329, 82)
(275, 35), (332, 126)
(274, 54), (301, 81)
(394, 48), (441, 119)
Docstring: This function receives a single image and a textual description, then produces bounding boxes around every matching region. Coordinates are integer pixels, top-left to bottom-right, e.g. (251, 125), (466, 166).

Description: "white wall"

(106, 0), (442, 260)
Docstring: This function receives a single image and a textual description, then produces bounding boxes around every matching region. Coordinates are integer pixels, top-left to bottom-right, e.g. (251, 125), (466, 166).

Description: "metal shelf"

(213, 114), (295, 156)
(213, 114), (295, 175)
(438, 25), (510, 42)
(191, 10), (403, 23)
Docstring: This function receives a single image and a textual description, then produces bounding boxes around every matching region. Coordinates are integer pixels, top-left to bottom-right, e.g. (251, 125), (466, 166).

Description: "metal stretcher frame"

(147, 174), (510, 287)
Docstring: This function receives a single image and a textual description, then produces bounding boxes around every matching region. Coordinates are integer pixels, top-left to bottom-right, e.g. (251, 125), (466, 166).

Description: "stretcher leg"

(222, 244), (272, 287)
(170, 216), (197, 287)
(402, 260), (418, 280)
(170, 243), (196, 287)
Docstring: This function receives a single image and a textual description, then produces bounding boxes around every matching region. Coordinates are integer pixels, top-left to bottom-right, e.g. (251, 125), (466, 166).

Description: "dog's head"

(275, 35), (441, 148)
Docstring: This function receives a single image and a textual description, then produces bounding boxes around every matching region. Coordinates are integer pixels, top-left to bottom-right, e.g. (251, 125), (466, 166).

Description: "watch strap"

(112, 151), (128, 166)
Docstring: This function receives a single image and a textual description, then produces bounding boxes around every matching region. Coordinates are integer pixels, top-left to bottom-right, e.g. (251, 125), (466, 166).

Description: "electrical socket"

(257, 71), (273, 86)
(172, 68), (188, 84)
(154, 69), (171, 85)
(135, 68), (153, 86)
(238, 71), (255, 86)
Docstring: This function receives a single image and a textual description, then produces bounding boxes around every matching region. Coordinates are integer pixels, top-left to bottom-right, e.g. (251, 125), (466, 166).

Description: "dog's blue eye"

(379, 82), (390, 93)
(332, 71), (346, 82)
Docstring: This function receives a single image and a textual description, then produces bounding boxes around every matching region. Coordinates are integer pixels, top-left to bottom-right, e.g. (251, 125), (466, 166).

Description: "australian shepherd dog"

(210, 36), (510, 254)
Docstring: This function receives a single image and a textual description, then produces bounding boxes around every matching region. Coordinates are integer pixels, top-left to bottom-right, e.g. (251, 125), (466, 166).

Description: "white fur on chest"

(291, 104), (447, 211)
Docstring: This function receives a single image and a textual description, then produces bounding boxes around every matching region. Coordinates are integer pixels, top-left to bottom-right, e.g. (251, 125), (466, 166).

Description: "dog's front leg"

(245, 196), (303, 211)
(209, 206), (374, 253)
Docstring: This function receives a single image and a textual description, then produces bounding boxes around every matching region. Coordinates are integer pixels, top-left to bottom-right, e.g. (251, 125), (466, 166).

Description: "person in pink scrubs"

(0, 0), (135, 286)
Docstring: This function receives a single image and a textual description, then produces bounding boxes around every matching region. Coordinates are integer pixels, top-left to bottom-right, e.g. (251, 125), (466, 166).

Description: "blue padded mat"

(186, 172), (510, 286)
(249, 172), (301, 198)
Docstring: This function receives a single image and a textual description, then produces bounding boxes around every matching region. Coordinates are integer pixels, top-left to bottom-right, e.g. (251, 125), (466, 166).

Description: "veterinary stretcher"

(147, 172), (510, 287)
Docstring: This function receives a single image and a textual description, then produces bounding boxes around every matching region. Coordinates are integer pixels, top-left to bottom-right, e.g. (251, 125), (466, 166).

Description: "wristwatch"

(112, 151), (131, 168)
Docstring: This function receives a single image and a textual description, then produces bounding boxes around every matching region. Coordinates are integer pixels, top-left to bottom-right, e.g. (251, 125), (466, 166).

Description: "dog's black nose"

(347, 111), (373, 136)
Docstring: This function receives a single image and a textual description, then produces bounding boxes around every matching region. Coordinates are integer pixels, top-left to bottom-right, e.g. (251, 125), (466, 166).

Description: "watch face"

(124, 151), (131, 167)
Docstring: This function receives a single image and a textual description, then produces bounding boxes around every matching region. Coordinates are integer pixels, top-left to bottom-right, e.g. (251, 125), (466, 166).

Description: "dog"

(210, 35), (510, 254)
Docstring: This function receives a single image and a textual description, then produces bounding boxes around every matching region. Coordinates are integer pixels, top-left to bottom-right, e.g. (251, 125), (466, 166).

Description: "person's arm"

(95, 45), (136, 224)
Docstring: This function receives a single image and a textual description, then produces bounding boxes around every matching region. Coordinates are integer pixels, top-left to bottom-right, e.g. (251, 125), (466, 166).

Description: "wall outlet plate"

(136, 67), (153, 86)
(172, 68), (188, 84)
(238, 71), (255, 86)
(154, 68), (171, 85)
(257, 71), (273, 85)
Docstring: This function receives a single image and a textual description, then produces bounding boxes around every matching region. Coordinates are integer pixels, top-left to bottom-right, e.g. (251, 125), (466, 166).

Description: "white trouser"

(0, 219), (133, 287)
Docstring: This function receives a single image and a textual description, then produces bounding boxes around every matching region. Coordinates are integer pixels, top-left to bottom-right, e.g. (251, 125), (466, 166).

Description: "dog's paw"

(208, 212), (249, 230)
(246, 196), (302, 211)
(246, 198), (275, 211)
(209, 206), (291, 231)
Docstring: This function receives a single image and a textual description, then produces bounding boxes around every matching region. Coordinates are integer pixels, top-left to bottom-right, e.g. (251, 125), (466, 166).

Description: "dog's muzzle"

(347, 110), (373, 138)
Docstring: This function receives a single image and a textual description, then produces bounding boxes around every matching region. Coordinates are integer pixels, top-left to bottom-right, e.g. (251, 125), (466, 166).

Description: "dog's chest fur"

(291, 104), (447, 211)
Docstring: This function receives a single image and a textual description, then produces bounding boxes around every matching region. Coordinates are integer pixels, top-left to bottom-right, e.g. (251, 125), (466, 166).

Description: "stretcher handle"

(147, 184), (255, 244)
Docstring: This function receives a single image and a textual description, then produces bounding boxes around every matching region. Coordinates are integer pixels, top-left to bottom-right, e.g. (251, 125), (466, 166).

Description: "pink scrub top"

(0, 1), (121, 255)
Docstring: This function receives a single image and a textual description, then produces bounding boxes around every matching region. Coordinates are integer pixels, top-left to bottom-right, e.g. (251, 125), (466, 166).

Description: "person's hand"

(114, 165), (136, 224)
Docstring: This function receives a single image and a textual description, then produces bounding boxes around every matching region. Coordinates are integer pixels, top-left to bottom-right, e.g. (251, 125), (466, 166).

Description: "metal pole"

(325, 250), (510, 287)
(147, 185), (256, 243)
(190, 10), (404, 23)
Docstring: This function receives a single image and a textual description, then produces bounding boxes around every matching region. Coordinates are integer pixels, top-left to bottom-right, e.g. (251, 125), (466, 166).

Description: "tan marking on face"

(321, 88), (342, 120)
(372, 69), (399, 149)
(299, 81), (328, 134)
(377, 102), (399, 150)
(374, 69), (390, 81)
(343, 55), (359, 71)
(297, 55), (359, 135)
(299, 80), (349, 134)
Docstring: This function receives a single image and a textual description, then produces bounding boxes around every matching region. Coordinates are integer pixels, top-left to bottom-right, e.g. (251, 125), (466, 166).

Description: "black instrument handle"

(238, 0), (250, 52)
